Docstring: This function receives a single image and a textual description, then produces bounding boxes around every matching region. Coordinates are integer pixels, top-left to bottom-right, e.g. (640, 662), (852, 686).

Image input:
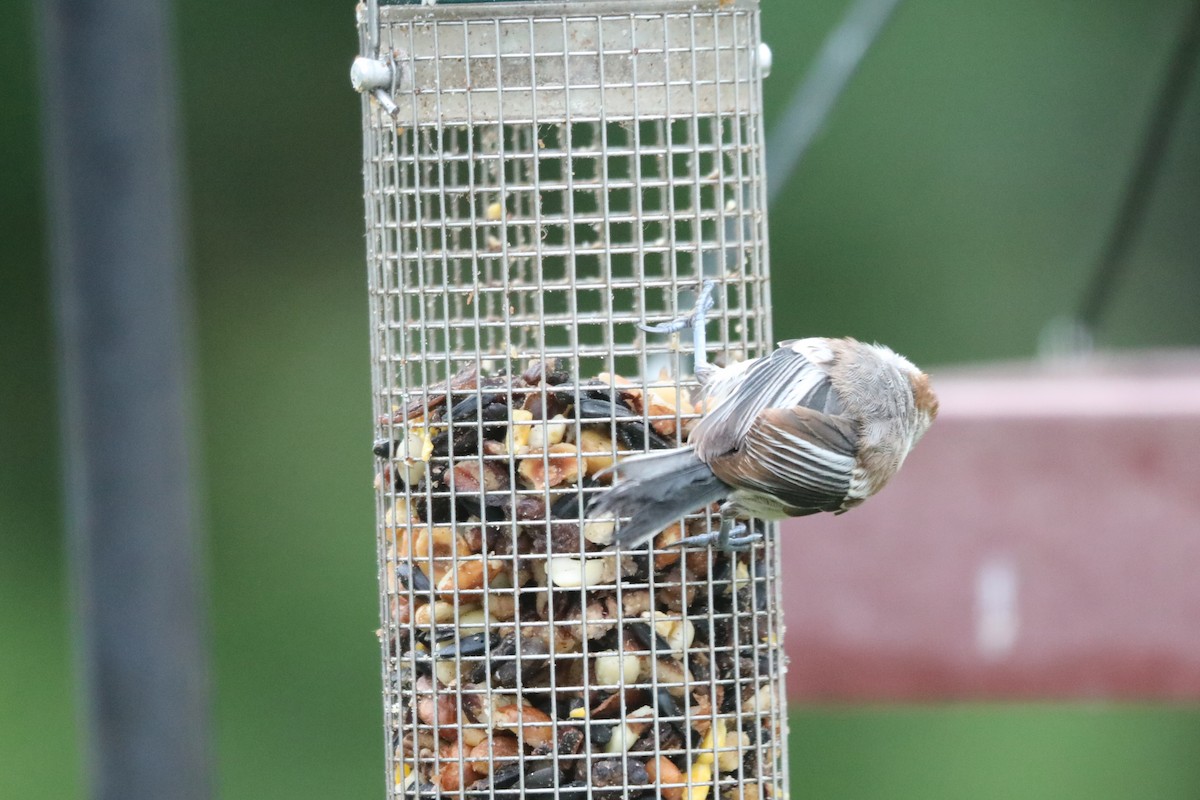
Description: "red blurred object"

(779, 350), (1200, 701)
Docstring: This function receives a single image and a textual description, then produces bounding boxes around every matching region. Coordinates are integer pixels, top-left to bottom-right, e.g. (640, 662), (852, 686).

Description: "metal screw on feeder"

(351, 55), (401, 117)
(353, 1), (784, 798)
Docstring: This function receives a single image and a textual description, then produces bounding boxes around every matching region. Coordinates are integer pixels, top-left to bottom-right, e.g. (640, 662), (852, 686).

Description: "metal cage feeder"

(355, 1), (783, 797)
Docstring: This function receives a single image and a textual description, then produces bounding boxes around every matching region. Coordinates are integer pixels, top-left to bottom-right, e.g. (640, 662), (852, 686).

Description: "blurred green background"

(2, 0), (1198, 797)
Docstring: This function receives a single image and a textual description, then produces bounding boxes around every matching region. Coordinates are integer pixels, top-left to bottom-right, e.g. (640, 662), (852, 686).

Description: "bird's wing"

(706, 405), (858, 514)
(691, 341), (839, 459)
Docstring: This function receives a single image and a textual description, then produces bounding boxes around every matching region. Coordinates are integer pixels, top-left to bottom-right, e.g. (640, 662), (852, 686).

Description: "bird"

(588, 280), (939, 552)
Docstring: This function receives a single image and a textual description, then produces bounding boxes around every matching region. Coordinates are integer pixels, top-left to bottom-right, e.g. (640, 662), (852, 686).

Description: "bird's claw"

(639, 280), (717, 335)
(666, 521), (761, 553)
(639, 319), (690, 335)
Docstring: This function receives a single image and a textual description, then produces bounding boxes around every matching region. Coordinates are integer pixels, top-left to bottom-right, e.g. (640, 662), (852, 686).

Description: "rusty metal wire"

(357, 2), (782, 798)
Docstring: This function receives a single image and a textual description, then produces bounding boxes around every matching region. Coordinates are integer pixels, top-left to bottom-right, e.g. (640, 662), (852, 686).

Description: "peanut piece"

(467, 733), (520, 774)
(436, 558), (505, 599)
(647, 756), (685, 800)
(493, 704), (555, 749)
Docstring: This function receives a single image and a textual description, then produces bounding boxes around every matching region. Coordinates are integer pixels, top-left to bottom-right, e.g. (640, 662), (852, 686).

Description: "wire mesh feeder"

(355, 1), (783, 798)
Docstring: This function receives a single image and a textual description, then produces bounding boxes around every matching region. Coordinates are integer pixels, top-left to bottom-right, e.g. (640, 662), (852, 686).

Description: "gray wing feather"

(587, 447), (729, 549)
(692, 345), (836, 459)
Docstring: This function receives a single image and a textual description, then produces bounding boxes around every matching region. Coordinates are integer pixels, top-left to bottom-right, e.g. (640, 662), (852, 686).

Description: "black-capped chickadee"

(589, 281), (939, 551)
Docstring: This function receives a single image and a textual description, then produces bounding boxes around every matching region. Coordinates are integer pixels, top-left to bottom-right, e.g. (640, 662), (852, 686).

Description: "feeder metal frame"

(356, 2), (784, 798)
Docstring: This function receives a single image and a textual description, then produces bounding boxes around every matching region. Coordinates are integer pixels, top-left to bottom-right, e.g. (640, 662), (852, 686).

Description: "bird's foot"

(639, 279), (717, 335)
(668, 520), (762, 553)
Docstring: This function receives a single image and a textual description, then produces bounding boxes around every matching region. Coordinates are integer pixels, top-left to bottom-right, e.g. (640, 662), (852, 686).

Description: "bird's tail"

(587, 446), (729, 549)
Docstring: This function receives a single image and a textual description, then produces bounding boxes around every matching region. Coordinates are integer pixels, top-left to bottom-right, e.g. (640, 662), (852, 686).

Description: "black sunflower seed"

(396, 564), (431, 593)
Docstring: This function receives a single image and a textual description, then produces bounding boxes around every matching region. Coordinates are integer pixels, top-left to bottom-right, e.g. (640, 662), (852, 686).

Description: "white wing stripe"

(745, 441), (852, 489)
(747, 431), (851, 466)
(756, 445), (847, 480)
(761, 424), (855, 470)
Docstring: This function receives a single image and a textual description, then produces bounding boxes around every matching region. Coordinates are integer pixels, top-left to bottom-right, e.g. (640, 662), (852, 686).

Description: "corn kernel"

(687, 761), (713, 800)
(505, 409), (535, 453)
(696, 720), (726, 765)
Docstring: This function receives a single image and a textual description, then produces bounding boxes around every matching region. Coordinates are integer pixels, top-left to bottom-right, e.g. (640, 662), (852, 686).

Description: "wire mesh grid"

(358, 2), (784, 798)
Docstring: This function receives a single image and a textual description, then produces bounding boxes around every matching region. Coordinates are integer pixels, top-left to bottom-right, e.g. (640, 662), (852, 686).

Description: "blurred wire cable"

(766, 0), (905, 206)
(1074, 0), (1200, 340)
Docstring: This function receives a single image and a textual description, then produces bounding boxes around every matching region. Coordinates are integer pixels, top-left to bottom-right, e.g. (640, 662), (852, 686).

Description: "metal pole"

(37, 1), (212, 798)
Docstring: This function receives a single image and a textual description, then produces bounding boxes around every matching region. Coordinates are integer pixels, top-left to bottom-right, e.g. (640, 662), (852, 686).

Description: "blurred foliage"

(761, 1), (1200, 361)
(1, 0), (1197, 798)
(791, 706), (1200, 799)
